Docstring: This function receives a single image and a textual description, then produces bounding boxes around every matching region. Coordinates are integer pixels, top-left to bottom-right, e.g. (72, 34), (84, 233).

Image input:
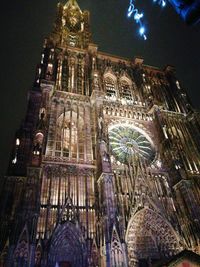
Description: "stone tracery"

(0, 1), (200, 267)
(48, 222), (87, 267)
(126, 208), (183, 265)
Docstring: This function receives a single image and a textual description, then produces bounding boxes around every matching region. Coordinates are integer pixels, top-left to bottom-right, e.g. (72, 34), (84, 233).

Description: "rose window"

(109, 124), (155, 164)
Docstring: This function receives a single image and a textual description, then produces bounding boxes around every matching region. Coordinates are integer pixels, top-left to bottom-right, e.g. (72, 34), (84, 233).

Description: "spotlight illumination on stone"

(1, 1), (200, 266)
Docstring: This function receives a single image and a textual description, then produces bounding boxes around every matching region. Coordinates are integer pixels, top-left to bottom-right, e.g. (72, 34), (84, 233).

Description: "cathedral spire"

(1, 0), (200, 266)
(64, 0), (82, 12)
(49, 0), (91, 48)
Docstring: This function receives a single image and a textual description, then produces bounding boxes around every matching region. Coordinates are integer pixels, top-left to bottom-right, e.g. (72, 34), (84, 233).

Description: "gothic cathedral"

(0, 1), (200, 266)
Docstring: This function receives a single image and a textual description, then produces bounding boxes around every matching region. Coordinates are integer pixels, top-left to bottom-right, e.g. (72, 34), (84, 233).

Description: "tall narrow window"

(105, 77), (116, 99)
(63, 125), (70, 157)
(55, 110), (83, 160)
(120, 80), (132, 101)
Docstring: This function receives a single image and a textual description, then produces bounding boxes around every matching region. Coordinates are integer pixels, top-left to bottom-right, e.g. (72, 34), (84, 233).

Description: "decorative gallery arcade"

(0, 0), (200, 266)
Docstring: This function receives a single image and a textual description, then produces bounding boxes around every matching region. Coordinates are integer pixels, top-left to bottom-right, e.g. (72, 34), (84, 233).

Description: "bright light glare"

(139, 26), (145, 35)
(134, 13), (143, 22)
(127, 0), (166, 40)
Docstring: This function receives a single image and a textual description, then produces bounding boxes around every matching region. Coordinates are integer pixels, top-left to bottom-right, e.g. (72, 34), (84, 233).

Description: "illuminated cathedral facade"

(0, 0), (200, 266)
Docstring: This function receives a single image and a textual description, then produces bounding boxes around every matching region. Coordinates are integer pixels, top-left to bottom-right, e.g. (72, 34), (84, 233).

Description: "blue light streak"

(127, 0), (147, 40)
(153, 0), (166, 7)
(127, 0), (166, 40)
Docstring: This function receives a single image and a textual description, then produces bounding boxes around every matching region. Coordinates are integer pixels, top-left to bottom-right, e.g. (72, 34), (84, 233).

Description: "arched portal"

(48, 222), (87, 267)
(126, 208), (183, 266)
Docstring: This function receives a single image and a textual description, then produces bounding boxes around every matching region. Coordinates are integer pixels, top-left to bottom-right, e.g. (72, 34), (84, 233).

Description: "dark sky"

(0, 0), (200, 177)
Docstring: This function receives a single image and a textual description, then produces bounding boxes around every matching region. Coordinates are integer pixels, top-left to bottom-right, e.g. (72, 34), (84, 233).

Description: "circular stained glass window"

(109, 124), (155, 164)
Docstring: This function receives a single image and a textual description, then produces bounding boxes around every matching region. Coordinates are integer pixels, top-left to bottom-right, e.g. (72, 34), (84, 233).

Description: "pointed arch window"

(120, 80), (132, 101)
(55, 110), (84, 159)
(105, 77), (117, 99)
(33, 132), (44, 156)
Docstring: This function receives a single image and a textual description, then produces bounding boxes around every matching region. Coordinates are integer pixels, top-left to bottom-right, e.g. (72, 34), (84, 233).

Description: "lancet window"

(120, 80), (132, 101)
(104, 77), (117, 99)
(46, 103), (93, 163)
(33, 132), (44, 156)
(55, 110), (83, 159)
(37, 171), (96, 240)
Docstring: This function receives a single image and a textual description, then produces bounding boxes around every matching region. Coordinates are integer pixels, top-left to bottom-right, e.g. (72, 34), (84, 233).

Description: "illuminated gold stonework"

(64, 3), (82, 31)
(0, 0), (200, 267)
(49, 0), (91, 48)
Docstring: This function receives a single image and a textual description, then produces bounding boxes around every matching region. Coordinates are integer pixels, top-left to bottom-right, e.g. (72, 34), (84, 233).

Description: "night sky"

(0, 0), (200, 177)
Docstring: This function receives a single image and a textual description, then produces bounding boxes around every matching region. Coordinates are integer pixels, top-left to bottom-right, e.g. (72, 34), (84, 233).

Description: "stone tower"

(0, 1), (200, 266)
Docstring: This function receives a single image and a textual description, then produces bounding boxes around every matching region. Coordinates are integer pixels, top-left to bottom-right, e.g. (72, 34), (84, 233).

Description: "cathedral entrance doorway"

(48, 222), (86, 267)
(58, 261), (72, 267)
(126, 208), (182, 266)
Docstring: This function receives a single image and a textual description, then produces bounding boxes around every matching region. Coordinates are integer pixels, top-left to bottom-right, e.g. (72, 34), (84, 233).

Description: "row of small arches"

(103, 107), (153, 121)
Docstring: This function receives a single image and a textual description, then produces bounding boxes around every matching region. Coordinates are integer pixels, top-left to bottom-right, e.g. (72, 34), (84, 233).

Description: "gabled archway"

(48, 221), (86, 267)
(111, 225), (126, 267)
(13, 225), (29, 266)
(126, 208), (183, 266)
